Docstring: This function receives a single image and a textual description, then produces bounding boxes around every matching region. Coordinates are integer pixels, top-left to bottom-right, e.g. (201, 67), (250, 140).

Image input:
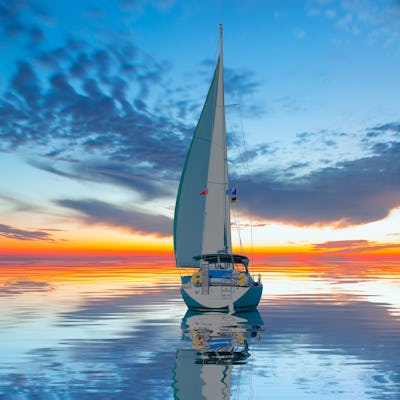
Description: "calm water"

(0, 262), (399, 399)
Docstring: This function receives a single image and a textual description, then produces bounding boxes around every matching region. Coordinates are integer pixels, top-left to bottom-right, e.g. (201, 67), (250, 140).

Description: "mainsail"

(174, 26), (231, 267)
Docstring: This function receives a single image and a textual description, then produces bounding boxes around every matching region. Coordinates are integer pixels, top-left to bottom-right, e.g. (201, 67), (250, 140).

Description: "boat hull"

(180, 284), (263, 312)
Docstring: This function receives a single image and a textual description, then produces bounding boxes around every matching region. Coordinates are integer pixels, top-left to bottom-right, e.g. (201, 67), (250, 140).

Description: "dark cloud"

(0, 224), (56, 242)
(56, 198), (172, 237)
(81, 161), (175, 198)
(237, 141), (400, 226)
(294, 129), (347, 147)
(224, 66), (260, 99)
(28, 159), (81, 179)
(230, 142), (275, 165)
(11, 61), (42, 108)
(199, 60), (263, 117)
(367, 121), (400, 135)
(0, 0), (47, 45)
(0, 1), (264, 207)
(285, 161), (311, 171)
(362, 122), (400, 150)
(0, 37), (193, 199)
(31, 158), (176, 200)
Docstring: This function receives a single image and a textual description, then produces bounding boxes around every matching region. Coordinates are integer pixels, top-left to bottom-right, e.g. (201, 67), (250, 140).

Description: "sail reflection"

(174, 311), (263, 399)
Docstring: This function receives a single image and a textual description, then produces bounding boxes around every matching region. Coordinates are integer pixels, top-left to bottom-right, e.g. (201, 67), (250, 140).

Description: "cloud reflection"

(0, 267), (399, 399)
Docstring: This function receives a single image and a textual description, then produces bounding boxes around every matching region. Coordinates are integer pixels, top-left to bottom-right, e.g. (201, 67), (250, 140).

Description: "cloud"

(30, 158), (176, 200)
(230, 142), (276, 166)
(56, 198), (172, 237)
(0, 39), (193, 198)
(313, 240), (370, 249)
(294, 129), (347, 147)
(2, 12), (247, 201)
(198, 60), (263, 117)
(0, 0), (265, 208)
(224, 67), (261, 101)
(2, 0), (397, 233)
(312, 240), (400, 255)
(0, 224), (56, 242)
(1, 26), (263, 201)
(0, 194), (43, 213)
(0, 0), (47, 45)
(367, 122), (400, 135)
(237, 140), (400, 226)
(309, 0), (400, 48)
(11, 61), (42, 109)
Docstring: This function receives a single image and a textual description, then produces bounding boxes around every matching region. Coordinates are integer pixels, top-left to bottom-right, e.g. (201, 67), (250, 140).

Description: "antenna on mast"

(218, 0), (221, 25)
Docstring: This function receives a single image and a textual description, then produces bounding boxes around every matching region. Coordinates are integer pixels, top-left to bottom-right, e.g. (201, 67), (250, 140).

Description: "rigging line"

(238, 108), (251, 178)
(225, 107), (243, 252)
(235, 186), (243, 252)
(226, 104), (251, 180)
(227, 103), (255, 263)
(237, 103), (255, 265)
(232, 195), (243, 252)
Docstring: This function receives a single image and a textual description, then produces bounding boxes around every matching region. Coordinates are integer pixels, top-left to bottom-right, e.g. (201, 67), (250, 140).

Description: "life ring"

(238, 273), (247, 286)
(193, 335), (204, 349)
(192, 272), (203, 286)
(234, 332), (245, 342)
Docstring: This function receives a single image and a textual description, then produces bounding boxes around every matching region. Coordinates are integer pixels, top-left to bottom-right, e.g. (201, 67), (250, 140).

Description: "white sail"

(174, 26), (231, 267)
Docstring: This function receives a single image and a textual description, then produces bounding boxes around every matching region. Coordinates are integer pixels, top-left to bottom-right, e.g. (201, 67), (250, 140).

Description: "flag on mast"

(226, 186), (237, 202)
(200, 189), (208, 195)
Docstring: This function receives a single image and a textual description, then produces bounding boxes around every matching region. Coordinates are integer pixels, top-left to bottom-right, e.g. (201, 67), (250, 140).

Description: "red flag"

(200, 189), (208, 195)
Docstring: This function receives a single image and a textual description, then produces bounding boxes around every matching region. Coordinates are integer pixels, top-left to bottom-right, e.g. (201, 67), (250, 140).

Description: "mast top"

(219, 23), (223, 57)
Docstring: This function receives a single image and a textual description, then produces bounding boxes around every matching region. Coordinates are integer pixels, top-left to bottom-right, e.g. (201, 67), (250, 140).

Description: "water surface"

(0, 262), (399, 399)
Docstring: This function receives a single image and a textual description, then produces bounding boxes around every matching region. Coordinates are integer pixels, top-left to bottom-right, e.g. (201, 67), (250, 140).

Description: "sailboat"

(174, 25), (263, 312)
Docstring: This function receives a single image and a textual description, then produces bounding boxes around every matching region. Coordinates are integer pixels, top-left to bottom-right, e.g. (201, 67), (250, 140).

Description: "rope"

(226, 104), (254, 263)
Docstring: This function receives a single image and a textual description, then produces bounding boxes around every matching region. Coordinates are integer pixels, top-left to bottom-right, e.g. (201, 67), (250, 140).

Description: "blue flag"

(226, 187), (237, 202)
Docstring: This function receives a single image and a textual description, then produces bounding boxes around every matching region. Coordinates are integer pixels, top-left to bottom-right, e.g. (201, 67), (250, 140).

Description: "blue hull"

(181, 285), (263, 312)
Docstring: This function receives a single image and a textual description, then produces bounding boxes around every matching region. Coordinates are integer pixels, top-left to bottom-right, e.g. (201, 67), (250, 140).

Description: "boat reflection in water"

(173, 311), (264, 399)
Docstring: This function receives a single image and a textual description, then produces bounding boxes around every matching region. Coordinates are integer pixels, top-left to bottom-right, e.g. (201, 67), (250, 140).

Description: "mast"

(219, 23), (223, 62)
(219, 23), (232, 254)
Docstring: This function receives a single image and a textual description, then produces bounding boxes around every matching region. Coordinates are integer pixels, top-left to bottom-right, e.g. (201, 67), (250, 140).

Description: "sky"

(0, 0), (399, 265)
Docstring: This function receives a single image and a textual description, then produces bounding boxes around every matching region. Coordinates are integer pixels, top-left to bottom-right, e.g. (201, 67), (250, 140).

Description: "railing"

(181, 272), (258, 289)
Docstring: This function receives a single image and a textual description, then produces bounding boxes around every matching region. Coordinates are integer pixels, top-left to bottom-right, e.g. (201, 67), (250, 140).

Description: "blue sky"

(0, 0), (399, 252)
